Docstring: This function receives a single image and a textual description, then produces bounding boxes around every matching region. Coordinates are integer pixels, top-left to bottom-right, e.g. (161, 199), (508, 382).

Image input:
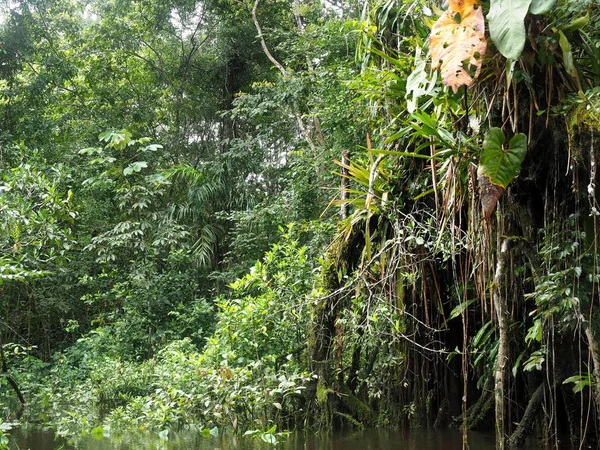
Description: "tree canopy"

(1, 1), (600, 449)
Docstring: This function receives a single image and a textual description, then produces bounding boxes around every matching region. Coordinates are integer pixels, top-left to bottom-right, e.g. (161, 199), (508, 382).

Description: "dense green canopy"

(1, 1), (600, 449)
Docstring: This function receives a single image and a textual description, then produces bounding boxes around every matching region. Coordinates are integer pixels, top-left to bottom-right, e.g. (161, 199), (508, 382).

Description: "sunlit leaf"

(91, 426), (104, 440)
(559, 11), (590, 33)
(123, 161), (148, 176)
(558, 30), (578, 80)
(529, 0), (556, 15)
(449, 297), (478, 320)
(523, 349), (545, 372)
(405, 47), (437, 113)
(261, 433), (278, 445)
(487, 0), (532, 61)
(158, 429), (169, 441)
(525, 319), (543, 345)
(430, 0), (487, 93)
(563, 374), (592, 393)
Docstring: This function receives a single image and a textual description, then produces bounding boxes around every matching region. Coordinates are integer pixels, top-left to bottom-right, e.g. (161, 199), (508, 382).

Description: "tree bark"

(493, 238), (514, 450)
(0, 334), (25, 419)
(451, 376), (494, 430)
(508, 383), (545, 447)
(583, 321), (600, 410)
(340, 150), (349, 220)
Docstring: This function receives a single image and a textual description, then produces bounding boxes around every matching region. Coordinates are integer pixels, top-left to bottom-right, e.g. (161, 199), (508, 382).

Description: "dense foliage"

(1, 0), (600, 449)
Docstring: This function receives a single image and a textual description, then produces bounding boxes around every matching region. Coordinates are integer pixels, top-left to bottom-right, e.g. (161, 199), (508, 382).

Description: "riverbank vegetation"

(1, 0), (600, 448)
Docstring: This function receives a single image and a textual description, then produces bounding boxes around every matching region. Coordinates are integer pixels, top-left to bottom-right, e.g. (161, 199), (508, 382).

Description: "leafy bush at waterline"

(5, 231), (318, 438)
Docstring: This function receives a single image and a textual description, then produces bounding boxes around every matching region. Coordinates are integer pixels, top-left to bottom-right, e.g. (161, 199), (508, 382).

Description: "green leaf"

(91, 426), (104, 440)
(523, 349), (545, 372)
(261, 433), (278, 445)
(476, 128), (527, 217)
(560, 12), (590, 33)
(405, 47), (437, 113)
(98, 130), (113, 142)
(0, 422), (15, 433)
(487, 0), (532, 60)
(78, 147), (103, 155)
(99, 129), (132, 151)
(123, 161), (148, 176)
(141, 144), (163, 152)
(158, 429), (169, 441)
(478, 128), (527, 188)
(525, 319), (543, 345)
(449, 298), (478, 320)
(446, 346), (461, 363)
(512, 351), (525, 377)
(472, 320), (493, 348)
(563, 374), (592, 393)
(529, 0), (556, 15)
(558, 31), (577, 79)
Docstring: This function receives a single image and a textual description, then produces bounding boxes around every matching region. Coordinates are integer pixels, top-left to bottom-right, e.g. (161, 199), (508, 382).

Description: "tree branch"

(251, 0), (287, 77)
(250, 0), (316, 150)
(0, 335), (25, 419)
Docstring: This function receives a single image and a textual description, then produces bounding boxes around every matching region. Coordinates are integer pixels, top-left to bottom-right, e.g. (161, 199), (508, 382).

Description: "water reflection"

(11, 427), (542, 450)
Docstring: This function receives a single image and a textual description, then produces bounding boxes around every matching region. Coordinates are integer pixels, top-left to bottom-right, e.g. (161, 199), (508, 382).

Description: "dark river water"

(10, 428), (544, 450)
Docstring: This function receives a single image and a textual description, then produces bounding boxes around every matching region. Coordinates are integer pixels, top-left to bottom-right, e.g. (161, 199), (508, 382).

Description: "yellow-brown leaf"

(430, 0), (486, 93)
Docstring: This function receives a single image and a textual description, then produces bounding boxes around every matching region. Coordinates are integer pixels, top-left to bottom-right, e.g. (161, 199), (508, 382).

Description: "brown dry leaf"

(478, 174), (504, 219)
(430, 0), (487, 93)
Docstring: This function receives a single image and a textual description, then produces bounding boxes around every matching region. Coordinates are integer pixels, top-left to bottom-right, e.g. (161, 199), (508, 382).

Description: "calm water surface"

(11, 428), (544, 450)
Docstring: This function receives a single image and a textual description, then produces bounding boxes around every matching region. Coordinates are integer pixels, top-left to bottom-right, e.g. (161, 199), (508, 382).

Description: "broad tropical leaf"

(558, 30), (578, 79)
(487, 0), (532, 61)
(406, 47), (438, 113)
(529, 0), (556, 15)
(479, 128), (527, 189)
(477, 128), (527, 218)
(430, 0), (487, 93)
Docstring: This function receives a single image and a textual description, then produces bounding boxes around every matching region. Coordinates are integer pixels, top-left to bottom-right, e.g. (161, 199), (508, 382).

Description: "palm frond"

(191, 223), (223, 267)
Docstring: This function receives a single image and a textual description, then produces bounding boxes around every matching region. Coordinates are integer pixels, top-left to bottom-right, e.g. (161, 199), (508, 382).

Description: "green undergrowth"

(1, 227), (321, 442)
(29, 339), (311, 439)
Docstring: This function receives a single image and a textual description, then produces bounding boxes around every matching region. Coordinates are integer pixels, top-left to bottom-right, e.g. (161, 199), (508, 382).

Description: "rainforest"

(0, 0), (599, 449)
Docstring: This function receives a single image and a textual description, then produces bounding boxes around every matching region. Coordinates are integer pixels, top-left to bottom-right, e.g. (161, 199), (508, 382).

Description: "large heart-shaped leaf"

(477, 128), (527, 218)
(487, 0), (532, 61)
(430, 0), (487, 93)
(479, 128), (527, 188)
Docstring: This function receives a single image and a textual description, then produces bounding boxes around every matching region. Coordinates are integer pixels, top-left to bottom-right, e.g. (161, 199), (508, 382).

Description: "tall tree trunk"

(583, 319), (600, 409)
(584, 133), (600, 411)
(340, 150), (349, 220)
(493, 238), (513, 450)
